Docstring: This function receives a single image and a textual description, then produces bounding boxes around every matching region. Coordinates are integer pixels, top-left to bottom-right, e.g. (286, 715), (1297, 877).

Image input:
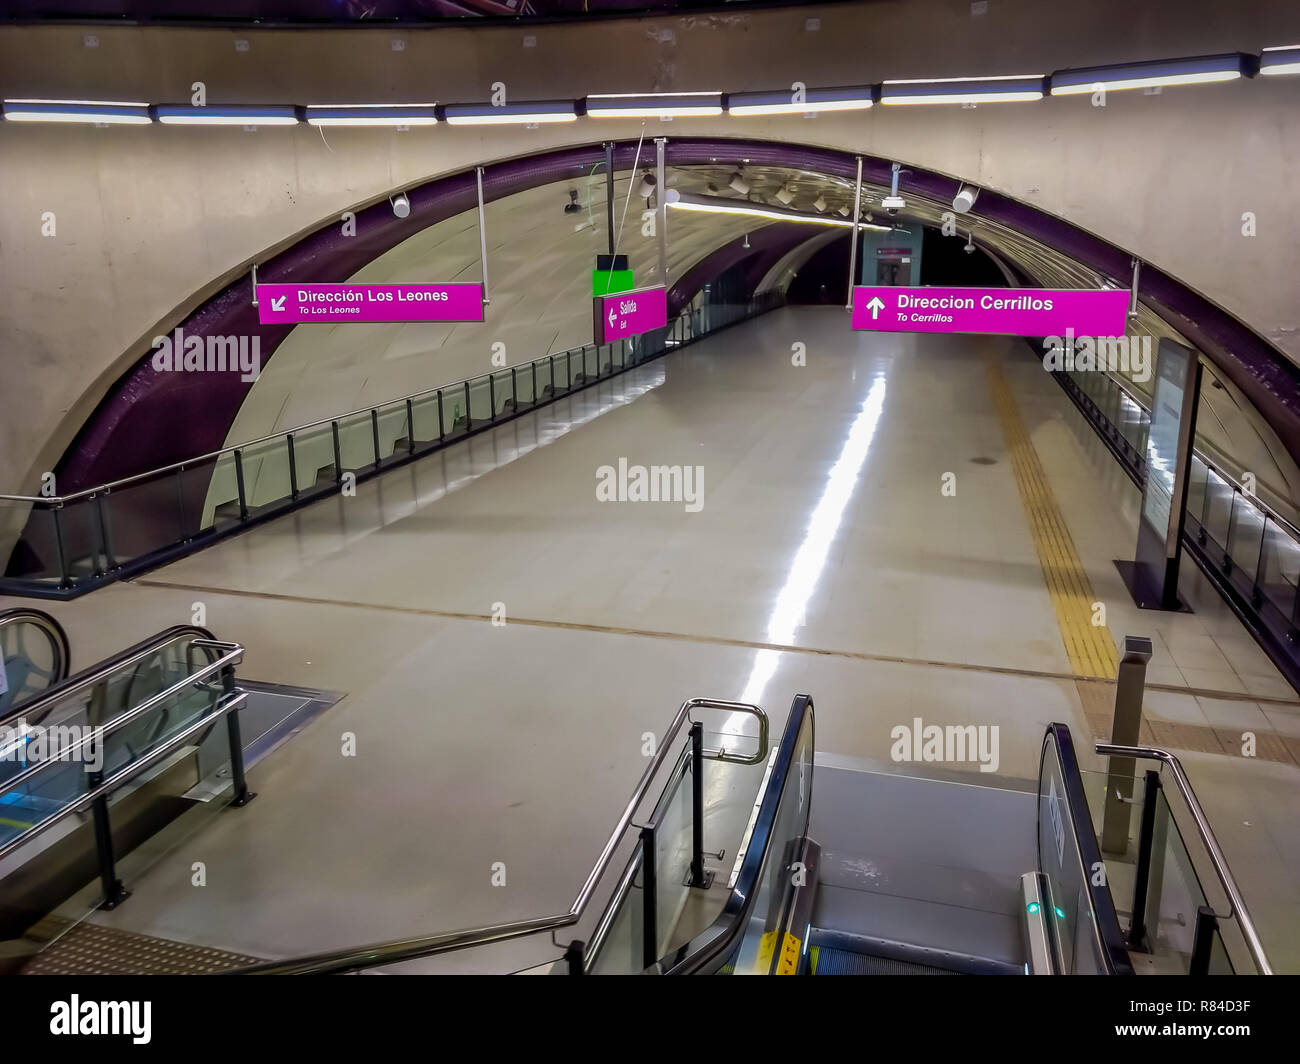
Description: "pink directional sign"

(594, 285), (668, 344)
(256, 283), (484, 324)
(851, 286), (1127, 337)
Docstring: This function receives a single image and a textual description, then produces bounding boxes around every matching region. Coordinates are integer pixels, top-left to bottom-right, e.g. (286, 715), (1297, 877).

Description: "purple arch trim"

(57, 137), (1300, 492)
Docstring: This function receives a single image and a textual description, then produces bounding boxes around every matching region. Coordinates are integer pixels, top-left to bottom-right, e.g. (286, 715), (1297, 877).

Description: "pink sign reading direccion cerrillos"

(851, 286), (1128, 338)
(594, 285), (668, 344)
(256, 282), (485, 325)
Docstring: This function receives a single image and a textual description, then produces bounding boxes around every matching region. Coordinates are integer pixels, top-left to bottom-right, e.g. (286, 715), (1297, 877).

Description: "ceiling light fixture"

(666, 192), (891, 231)
(1260, 45), (1300, 76)
(584, 92), (724, 118)
(443, 100), (578, 125)
(881, 75), (1046, 105)
(1, 98), (152, 124)
(726, 84), (876, 115)
(1049, 53), (1255, 95)
(154, 104), (299, 126)
(305, 104), (438, 126)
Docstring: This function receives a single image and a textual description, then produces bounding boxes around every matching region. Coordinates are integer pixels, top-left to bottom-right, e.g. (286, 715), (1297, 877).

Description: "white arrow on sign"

(608, 308), (617, 327)
(866, 296), (885, 320)
(270, 295), (286, 312)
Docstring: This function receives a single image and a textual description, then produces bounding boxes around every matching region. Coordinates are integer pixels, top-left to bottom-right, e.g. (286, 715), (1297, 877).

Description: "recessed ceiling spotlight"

(391, 192), (411, 218)
(775, 184), (795, 205)
(728, 169), (749, 194)
(813, 195), (827, 213)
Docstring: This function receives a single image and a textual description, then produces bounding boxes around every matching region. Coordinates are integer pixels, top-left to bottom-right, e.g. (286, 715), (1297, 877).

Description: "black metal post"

(93, 493), (117, 572)
(50, 505), (72, 589)
(331, 423), (342, 484)
(219, 660), (256, 808)
(463, 381), (472, 430)
(287, 435), (299, 498)
(406, 399), (416, 453)
(640, 825), (657, 970)
(530, 362), (537, 406)
(234, 448), (249, 518)
(370, 410), (382, 468)
(1128, 770), (1161, 947)
(563, 939), (585, 976)
(604, 141), (616, 255)
(488, 373), (496, 422)
(436, 391), (445, 442)
(689, 722), (708, 888)
(88, 771), (129, 909)
(1189, 906), (1219, 975)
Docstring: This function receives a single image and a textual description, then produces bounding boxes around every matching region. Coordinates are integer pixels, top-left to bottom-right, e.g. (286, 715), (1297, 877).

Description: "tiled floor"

(4, 307), (1297, 972)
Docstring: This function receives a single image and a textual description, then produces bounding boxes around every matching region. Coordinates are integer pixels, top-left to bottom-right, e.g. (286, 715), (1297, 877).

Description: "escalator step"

(811, 945), (957, 976)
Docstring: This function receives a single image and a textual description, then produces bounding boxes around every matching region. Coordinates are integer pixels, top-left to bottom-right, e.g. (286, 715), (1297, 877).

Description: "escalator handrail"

(656, 693), (815, 975)
(227, 696), (770, 975)
(1041, 722), (1134, 975)
(0, 624), (216, 730)
(1096, 741), (1272, 975)
(0, 607), (72, 692)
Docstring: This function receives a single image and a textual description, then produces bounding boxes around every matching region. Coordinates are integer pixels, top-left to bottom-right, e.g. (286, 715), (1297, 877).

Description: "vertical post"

(1129, 258), (1142, 318)
(220, 655), (255, 808)
(93, 493), (117, 572)
(845, 156), (863, 310)
(604, 141), (616, 256)
(654, 137), (667, 286)
(510, 366), (517, 408)
(436, 392), (445, 442)
(51, 505), (72, 589)
(234, 448), (249, 518)
(331, 423), (342, 484)
(531, 362), (537, 406)
(1127, 770), (1161, 948)
(370, 411), (381, 468)
(1189, 906), (1219, 975)
(174, 467), (188, 542)
(476, 166), (490, 305)
(640, 825), (658, 970)
(564, 939), (585, 976)
(406, 399), (416, 453)
(689, 722), (708, 888)
(463, 381), (473, 430)
(89, 772), (129, 909)
(488, 373), (496, 422)
(287, 435), (299, 498)
(1102, 635), (1153, 854)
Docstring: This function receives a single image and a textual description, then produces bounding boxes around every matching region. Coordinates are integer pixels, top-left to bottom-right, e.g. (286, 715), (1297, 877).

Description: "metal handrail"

(0, 307), (711, 506)
(0, 688), (249, 863)
(0, 607), (72, 691)
(230, 696), (768, 975)
(0, 625), (216, 730)
(0, 641), (244, 795)
(1095, 741), (1273, 975)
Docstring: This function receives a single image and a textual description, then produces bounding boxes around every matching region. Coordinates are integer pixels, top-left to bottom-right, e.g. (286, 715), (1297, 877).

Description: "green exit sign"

(593, 269), (635, 297)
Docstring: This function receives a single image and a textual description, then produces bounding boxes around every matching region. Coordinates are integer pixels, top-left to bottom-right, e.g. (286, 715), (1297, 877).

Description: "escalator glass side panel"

(657, 694), (815, 976)
(1037, 724), (1133, 975)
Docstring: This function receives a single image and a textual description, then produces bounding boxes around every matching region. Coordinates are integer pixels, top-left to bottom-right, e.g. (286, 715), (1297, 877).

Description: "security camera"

(390, 192), (411, 219)
(881, 195), (906, 213)
(953, 186), (979, 213)
(964, 241), (976, 254)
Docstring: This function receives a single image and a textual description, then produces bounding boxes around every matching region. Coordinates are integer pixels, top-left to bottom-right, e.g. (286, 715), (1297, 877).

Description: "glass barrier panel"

(375, 404), (410, 463)
(1226, 495), (1266, 583)
(514, 364), (536, 407)
(176, 456), (222, 536)
(1, 503), (65, 585)
(410, 394), (441, 446)
(204, 452), (244, 531)
(1257, 517), (1300, 622)
(335, 412), (374, 473)
(1187, 457), (1209, 528)
(468, 376), (493, 424)
(492, 370), (515, 414)
(97, 475), (180, 568)
(237, 435), (295, 510)
(585, 848), (646, 975)
(1201, 469), (1234, 548)
(652, 758), (696, 961)
(290, 423), (337, 494)
(442, 388), (468, 438)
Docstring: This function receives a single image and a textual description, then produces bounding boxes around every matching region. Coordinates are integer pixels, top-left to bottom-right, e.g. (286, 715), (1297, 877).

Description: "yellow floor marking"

(986, 359), (1118, 681)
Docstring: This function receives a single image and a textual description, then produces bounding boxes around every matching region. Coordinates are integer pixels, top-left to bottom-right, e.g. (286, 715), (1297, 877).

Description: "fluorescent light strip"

(306, 105), (438, 126)
(3, 99), (151, 124)
(155, 106), (299, 126)
(585, 92), (724, 118)
(1050, 54), (1251, 95)
(668, 197), (891, 231)
(1260, 45), (1300, 76)
(443, 101), (577, 125)
(727, 86), (875, 116)
(881, 75), (1045, 105)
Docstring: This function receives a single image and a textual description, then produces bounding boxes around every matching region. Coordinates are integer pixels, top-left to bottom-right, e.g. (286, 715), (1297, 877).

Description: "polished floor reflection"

(10, 307), (1299, 971)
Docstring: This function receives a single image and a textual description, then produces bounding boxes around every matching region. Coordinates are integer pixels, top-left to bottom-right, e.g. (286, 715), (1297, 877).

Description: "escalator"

(233, 692), (1270, 976)
(0, 608), (71, 713)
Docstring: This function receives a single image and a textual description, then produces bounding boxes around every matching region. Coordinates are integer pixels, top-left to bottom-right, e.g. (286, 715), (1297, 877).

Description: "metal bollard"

(1102, 635), (1153, 854)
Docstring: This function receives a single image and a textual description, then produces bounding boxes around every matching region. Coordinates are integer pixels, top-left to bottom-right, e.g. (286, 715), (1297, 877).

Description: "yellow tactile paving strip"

(986, 358), (1119, 681)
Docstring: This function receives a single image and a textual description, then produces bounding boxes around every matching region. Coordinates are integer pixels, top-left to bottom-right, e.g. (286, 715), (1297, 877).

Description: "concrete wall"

(2, 0), (1299, 492)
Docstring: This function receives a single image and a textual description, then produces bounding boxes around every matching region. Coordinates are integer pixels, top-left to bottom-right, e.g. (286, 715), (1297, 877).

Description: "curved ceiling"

(54, 137), (1300, 523)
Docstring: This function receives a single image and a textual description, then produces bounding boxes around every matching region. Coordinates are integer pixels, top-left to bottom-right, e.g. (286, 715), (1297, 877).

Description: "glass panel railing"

(1089, 747), (1270, 974)
(1, 293), (786, 598)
